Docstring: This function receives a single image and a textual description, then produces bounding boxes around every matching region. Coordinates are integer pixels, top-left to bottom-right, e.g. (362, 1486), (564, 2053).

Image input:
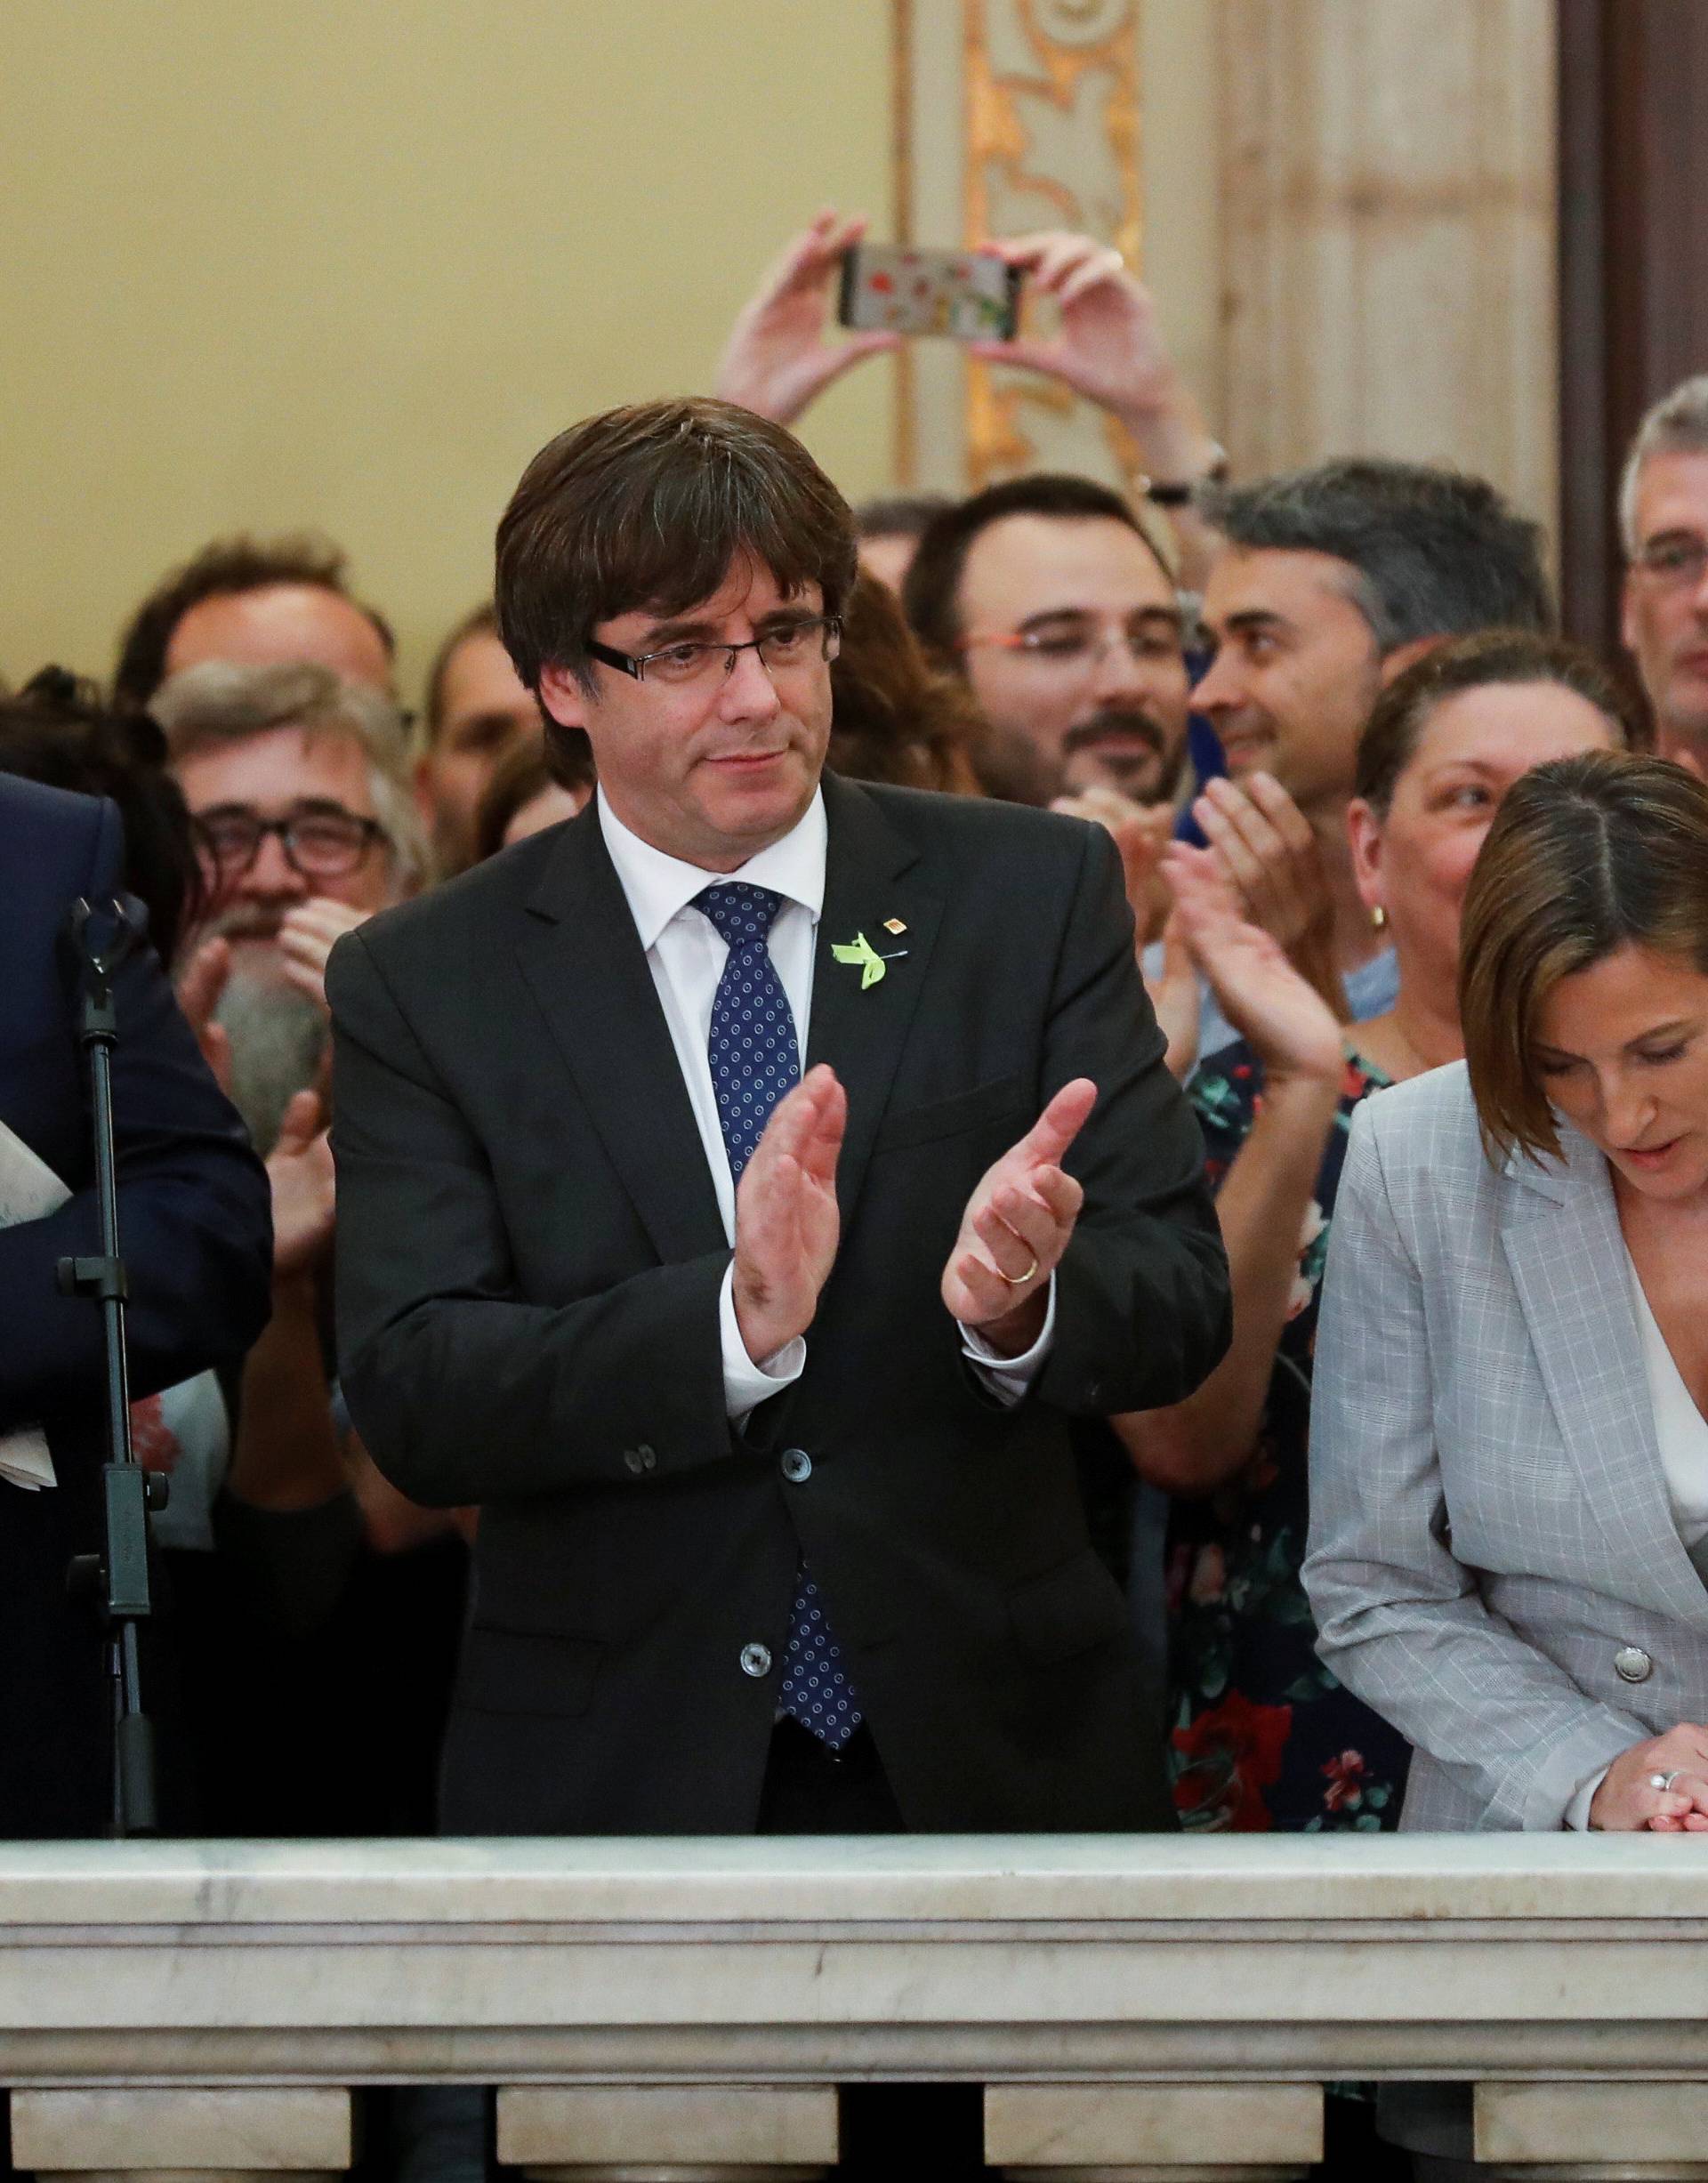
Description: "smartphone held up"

(838, 243), (1022, 342)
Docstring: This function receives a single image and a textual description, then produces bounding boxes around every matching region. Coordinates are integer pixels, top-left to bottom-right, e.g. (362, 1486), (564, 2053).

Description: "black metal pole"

(59, 898), (165, 1839)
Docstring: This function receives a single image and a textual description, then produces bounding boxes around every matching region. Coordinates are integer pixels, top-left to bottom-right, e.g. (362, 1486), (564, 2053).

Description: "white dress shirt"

(1566, 1247), (1708, 1829)
(595, 787), (1054, 1420)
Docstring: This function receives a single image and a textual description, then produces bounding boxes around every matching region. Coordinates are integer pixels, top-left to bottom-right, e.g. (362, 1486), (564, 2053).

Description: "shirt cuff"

(1565, 1766), (1610, 1831)
(720, 1261), (805, 1422)
(959, 1277), (1057, 1409)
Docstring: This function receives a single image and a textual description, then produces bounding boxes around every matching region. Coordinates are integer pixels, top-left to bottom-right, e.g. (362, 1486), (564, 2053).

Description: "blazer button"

(1615, 1646), (1654, 1683)
(739, 1643), (773, 1678)
(638, 1444), (657, 1470)
(622, 1449), (645, 1475)
(780, 1448), (812, 1484)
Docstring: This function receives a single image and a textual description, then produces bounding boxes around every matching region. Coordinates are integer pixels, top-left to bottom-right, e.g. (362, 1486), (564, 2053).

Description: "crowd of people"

(7, 206), (1708, 2180)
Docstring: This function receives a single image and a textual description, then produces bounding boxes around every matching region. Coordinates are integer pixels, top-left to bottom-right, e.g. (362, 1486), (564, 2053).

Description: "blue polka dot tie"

(696, 882), (863, 1752)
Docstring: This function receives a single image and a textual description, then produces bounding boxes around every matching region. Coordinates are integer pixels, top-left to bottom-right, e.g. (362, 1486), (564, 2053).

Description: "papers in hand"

(0, 1119), (69, 1490)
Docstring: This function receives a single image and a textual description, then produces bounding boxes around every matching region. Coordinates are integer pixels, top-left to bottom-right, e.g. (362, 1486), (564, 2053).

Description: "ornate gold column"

(895, 0), (1147, 493)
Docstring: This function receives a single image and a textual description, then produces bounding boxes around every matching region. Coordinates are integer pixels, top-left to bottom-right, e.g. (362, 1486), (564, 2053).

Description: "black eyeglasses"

(587, 616), (842, 688)
(196, 806), (383, 880)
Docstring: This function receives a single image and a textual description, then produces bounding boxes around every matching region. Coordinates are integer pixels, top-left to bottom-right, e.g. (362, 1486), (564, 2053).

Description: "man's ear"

(1376, 634), (1439, 689)
(538, 663), (592, 729)
(1618, 568), (1640, 659)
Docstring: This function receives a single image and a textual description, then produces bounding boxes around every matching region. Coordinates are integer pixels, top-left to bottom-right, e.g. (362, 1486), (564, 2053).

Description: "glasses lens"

(198, 817), (261, 867)
(1644, 539), (1708, 586)
(644, 642), (721, 686)
(287, 817), (372, 874)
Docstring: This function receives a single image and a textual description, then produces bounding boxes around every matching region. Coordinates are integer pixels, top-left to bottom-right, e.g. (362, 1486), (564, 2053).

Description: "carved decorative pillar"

(1218, 0), (1559, 533)
(894, 0), (1146, 493)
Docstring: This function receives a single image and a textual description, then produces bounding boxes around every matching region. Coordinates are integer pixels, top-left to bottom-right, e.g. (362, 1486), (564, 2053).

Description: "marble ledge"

(4, 1833), (1708, 1931)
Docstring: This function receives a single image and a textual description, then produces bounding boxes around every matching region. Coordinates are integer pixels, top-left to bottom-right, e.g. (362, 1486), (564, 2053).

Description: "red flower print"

(129, 1393), (180, 1474)
(1321, 1749), (1367, 1813)
(1172, 1692), (1293, 1831)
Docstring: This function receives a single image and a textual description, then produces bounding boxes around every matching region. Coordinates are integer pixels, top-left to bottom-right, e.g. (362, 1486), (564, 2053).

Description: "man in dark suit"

(0, 772), (272, 1837)
(329, 397), (1229, 1838)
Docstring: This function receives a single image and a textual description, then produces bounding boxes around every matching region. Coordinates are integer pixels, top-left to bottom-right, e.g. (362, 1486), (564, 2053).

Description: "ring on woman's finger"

(997, 1253), (1041, 1287)
(1649, 1770), (1687, 1791)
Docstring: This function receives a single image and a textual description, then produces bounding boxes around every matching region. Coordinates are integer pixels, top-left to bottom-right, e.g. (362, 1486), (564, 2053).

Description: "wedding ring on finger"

(1649, 1770), (1686, 1792)
(998, 1253), (1041, 1287)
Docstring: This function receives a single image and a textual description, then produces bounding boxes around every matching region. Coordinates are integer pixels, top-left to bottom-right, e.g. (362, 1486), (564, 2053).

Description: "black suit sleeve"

(0, 802), (273, 1436)
(1036, 820), (1229, 1416)
(328, 926), (733, 1506)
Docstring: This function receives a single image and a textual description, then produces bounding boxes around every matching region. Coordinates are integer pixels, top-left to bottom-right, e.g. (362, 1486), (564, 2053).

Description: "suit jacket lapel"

(513, 805), (726, 1265)
(1500, 1130), (1708, 1625)
(806, 775), (944, 1228)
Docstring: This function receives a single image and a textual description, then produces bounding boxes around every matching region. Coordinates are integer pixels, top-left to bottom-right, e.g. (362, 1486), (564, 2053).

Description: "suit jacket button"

(1615, 1646), (1654, 1683)
(638, 1444), (657, 1470)
(739, 1643), (773, 1678)
(780, 1448), (812, 1484)
(622, 1449), (645, 1475)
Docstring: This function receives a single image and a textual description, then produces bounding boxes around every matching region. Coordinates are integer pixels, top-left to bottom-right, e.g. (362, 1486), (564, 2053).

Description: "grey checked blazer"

(1304, 1060), (1708, 1833)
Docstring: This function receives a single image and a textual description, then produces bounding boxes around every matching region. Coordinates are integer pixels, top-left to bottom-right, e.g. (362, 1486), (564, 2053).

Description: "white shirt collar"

(596, 785), (827, 954)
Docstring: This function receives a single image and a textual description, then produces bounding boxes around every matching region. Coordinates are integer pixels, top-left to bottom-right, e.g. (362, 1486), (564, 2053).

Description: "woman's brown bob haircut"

(1355, 627), (1635, 817)
(1461, 751), (1708, 1166)
(495, 398), (858, 697)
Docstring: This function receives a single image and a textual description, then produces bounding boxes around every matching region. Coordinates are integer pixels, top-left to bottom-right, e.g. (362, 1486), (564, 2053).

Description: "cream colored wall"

(1138, 0), (1223, 440)
(0, 2), (894, 704)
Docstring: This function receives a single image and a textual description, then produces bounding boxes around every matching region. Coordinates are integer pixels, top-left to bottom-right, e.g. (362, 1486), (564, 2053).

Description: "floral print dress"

(1164, 1042), (1412, 1833)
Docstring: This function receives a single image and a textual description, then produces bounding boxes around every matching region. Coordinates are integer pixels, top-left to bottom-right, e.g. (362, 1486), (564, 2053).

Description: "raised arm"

(1111, 848), (1343, 1493)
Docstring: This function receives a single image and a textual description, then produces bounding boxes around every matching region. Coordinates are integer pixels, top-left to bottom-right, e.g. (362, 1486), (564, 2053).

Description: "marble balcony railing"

(4, 1835), (1708, 2183)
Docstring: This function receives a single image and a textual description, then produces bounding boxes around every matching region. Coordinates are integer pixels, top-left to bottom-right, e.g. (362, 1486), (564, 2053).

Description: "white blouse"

(1626, 1249), (1708, 1548)
(1565, 1253), (1708, 1829)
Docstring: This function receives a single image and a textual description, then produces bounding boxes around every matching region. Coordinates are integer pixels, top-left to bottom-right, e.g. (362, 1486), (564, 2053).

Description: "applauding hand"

(1164, 845), (1343, 1087)
(942, 1078), (1095, 1356)
(732, 1064), (846, 1364)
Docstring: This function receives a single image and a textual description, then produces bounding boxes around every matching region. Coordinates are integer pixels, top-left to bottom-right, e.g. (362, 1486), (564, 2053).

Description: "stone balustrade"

(4, 1834), (1708, 2181)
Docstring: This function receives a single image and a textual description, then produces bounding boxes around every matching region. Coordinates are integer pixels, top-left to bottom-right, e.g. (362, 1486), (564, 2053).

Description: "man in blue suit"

(0, 771), (272, 1837)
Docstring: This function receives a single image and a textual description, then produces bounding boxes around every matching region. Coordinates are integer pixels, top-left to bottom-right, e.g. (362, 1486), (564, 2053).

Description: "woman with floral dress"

(1112, 631), (1631, 1833)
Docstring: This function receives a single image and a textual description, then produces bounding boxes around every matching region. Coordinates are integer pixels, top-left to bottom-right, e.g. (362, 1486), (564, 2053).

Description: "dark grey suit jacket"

(328, 776), (1229, 1834)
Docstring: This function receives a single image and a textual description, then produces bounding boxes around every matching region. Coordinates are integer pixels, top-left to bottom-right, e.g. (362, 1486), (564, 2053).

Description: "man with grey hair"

(154, 660), (426, 1155)
(1620, 375), (1708, 777)
(1162, 456), (1554, 1061)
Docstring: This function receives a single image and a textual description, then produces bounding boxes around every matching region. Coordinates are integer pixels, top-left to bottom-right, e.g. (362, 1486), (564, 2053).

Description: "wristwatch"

(1141, 444), (1229, 506)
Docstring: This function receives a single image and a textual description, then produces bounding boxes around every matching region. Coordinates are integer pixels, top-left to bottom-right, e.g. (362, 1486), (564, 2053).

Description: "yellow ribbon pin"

(831, 931), (906, 990)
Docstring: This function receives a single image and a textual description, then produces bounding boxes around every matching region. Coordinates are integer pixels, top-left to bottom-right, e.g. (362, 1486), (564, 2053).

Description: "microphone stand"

(60, 898), (167, 1839)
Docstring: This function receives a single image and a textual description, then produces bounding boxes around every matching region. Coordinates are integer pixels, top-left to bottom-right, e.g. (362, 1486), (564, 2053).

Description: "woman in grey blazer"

(1307, 749), (1708, 1841)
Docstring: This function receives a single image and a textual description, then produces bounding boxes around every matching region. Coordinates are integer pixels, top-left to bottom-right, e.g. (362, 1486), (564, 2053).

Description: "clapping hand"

(267, 1089), (336, 1281)
(942, 1078), (1094, 1356)
(1164, 845), (1343, 1087)
(715, 208), (900, 427)
(732, 1064), (847, 1364)
(279, 899), (374, 1015)
(1189, 773), (1345, 1016)
(176, 935), (233, 1093)
(1051, 787), (1174, 947)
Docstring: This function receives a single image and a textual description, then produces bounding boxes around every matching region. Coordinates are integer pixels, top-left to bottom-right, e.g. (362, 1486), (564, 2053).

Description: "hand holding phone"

(838, 244), (1024, 342)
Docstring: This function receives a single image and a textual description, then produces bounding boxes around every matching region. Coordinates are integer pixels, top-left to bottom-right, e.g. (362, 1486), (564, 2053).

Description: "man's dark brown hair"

(899, 473), (1159, 666)
(829, 570), (983, 794)
(423, 601), (503, 747)
(113, 532), (396, 710)
(495, 398), (858, 697)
